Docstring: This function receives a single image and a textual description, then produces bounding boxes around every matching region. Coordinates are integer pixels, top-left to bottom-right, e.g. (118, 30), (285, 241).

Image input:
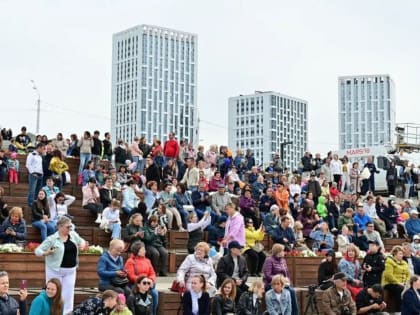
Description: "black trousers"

(244, 248), (266, 274)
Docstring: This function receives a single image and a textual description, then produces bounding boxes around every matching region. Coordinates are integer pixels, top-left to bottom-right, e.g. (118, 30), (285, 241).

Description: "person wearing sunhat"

(320, 272), (356, 315)
(362, 240), (385, 288)
(405, 208), (420, 237)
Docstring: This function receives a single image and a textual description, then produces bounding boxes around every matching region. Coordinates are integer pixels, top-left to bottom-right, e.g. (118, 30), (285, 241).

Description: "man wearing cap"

(321, 272), (356, 315)
(362, 241), (385, 288)
(355, 284), (387, 315)
(216, 240), (249, 299)
(211, 184), (232, 217)
(405, 209), (420, 237)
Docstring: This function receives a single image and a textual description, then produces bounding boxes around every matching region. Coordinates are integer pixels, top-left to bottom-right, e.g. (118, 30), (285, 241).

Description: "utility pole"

(31, 80), (40, 134)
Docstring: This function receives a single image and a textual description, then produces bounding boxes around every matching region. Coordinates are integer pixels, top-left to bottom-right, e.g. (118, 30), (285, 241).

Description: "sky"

(1, 0), (420, 155)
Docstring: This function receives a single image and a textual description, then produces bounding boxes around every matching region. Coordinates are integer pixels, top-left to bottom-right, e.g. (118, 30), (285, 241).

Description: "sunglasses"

(140, 281), (151, 285)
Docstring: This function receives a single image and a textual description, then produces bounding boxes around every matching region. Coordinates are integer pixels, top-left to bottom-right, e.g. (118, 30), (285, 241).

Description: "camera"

(308, 284), (318, 295)
(341, 306), (351, 315)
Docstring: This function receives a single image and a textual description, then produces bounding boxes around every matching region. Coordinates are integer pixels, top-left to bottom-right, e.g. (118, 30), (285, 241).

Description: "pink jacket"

(224, 212), (245, 246)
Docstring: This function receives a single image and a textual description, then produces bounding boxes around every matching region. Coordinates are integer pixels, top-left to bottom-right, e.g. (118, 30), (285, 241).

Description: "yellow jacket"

(243, 226), (265, 252)
(49, 157), (69, 175)
(381, 256), (410, 287)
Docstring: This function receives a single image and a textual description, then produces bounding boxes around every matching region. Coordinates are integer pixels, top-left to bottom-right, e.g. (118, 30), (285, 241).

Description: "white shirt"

(363, 203), (378, 219)
(330, 159), (343, 175)
(26, 151), (43, 174)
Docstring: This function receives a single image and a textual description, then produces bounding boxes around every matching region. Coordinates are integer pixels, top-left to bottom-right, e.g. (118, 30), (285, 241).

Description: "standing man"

(102, 132), (113, 161)
(91, 130), (103, 167)
(26, 143), (45, 206)
(363, 156), (380, 194)
(163, 132), (179, 168)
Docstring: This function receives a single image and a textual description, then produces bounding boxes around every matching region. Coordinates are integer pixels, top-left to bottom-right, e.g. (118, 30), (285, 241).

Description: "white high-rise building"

(338, 74), (396, 149)
(228, 91), (308, 170)
(111, 25), (198, 145)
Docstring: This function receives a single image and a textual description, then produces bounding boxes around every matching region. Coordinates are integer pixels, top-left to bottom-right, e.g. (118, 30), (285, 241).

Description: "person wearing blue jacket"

(405, 209), (420, 237)
(29, 278), (63, 315)
(401, 275), (420, 315)
(353, 205), (372, 232)
(97, 239), (130, 296)
(0, 206), (26, 244)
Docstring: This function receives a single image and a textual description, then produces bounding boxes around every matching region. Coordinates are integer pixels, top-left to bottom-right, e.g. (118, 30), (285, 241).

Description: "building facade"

(338, 74), (396, 149)
(228, 91), (308, 171)
(111, 24), (198, 145)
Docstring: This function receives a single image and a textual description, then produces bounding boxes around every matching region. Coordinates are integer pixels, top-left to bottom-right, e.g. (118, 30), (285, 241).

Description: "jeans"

(150, 287), (159, 315)
(108, 223), (122, 239)
(122, 206), (134, 215)
(32, 220), (56, 241)
(78, 153), (91, 174)
(137, 158), (146, 174)
(83, 203), (103, 214)
(27, 173), (43, 206)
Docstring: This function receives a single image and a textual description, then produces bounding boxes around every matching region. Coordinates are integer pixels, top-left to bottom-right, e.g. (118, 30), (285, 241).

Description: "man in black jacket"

(362, 240), (385, 287)
(145, 156), (161, 186)
(91, 130), (103, 166)
(216, 241), (248, 300)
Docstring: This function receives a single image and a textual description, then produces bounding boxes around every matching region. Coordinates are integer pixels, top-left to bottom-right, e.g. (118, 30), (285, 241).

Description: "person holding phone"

(0, 271), (27, 315)
(35, 216), (87, 314)
(29, 278), (63, 315)
(0, 206), (26, 244)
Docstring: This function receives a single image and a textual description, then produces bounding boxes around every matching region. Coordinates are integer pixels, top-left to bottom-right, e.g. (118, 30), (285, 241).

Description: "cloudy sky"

(1, 0), (420, 154)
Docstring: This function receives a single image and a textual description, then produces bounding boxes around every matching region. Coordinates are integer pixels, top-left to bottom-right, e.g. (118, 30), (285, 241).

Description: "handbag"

(170, 280), (186, 294)
(252, 241), (264, 253)
(111, 275), (129, 287)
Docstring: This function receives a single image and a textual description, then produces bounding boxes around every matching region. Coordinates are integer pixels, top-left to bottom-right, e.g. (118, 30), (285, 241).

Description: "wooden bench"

(168, 250), (189, 273)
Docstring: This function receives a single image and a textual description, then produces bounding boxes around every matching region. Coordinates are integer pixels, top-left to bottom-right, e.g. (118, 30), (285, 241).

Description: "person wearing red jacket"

(163, 132), (180, 163)
(125, 241), (159, 315)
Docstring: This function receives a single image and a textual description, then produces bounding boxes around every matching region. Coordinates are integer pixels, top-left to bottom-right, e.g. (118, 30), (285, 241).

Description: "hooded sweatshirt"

(29, 290), (55, 315)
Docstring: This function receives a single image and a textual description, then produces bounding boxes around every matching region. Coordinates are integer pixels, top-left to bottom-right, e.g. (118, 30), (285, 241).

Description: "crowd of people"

(0, 127), (420, 314)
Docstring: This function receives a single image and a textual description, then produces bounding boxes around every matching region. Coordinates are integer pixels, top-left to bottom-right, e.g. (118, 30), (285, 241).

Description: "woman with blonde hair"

(29, 278), (63, 315)
(338, 244), (363, 299)
(0, 206), (26, 244)
(265, 275), (291, 315)
(182, 275), (210, 315)
(177, 241), (217, 296)
(237, 280), (264, 315)
(382, 245), (410, 313)
(212, 278), (236, 314)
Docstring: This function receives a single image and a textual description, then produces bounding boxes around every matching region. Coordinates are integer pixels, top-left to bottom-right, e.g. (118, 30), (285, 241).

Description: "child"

(100, 199), (122, 239)
(8, 139), (17, 153)
(7, 152), (19, 184)
(110, 294), (132, 315)
(316, 195), (328, 220)
(293, 220), (307, 249)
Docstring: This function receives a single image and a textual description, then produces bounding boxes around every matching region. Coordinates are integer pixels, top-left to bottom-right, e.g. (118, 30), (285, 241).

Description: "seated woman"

(82, 177), (104, 224)
(382, 245), (410, 313)
(48, 192), (76, 225)
(182, 275), (210, 315)
(211, 278), (236, 315)
(309, 222), (335, 252)
(338, 244), (363, 300)
(262, 244), (298, 315)
(127, 276), (154, 315)
(42, 177), (60, 199)
(0, 206), (26, 244)
(126, 213), (145, 246)
(117, 165), (129, 185)
(401, 275), (420, 315)
(100, 199), (122, 240)
(265, 275), (291, 315)
(317, 250), (337, 290)
(187, 211), (211, 254)
(31, 189), (56, 241)
(48, 149), (69, 190)
(208, 171), (224, 192)
(160, 182), (185, 231)
(236, 280), (264, 315)
(73, 290), (118, 315)
(239, 190), (258, 228)
(29, 278), (63, 315)
(148, 203), (171, 230)
(297, 205), (320, 238)
(177, 242), (217, 297)
(243, 218), (266, 277)
(337, 224), (352, 253)
(81, 160), (96, 186)
(143, 215), (168, 276)
(97, 239), (131, 297)
(174, 183), (193, 229)
(124, 241), (158, 315)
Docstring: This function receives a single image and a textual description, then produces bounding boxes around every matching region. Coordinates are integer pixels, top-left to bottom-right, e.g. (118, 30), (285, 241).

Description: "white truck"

(332, 145), (406, 197)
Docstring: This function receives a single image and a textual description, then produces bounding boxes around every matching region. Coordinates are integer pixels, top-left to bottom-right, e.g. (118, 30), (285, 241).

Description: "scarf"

(190, 290), (202, 315)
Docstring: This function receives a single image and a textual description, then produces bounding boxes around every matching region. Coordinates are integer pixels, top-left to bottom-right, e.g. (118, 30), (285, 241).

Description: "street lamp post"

(30, 80), (40, 134)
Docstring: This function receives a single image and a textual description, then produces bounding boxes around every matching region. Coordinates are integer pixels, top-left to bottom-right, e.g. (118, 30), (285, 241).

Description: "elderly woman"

(0, 206), (26, 244)
(338, 244), (363, 300)
(382, 245), (410, 313)
(265, 275), (291, 315)
(309, 222), (335, 252)
(35, 216), (87, 314)
(97, 239), (131, 297)
(237, 280), (264, 315)
(0, 270), (28, 315)
(177, 241), (217, 297)
(262, 244), (298, 315)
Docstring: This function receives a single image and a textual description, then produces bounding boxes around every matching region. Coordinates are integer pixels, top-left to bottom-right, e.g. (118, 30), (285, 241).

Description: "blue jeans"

(32, 220), (56, 241)
(122, 207), (133, 215)
(151, 287), (158, 315)
(109, 223), (121, 239)
(27, 173), (43, 206)
(78, 153), (91, 174)
(137, 158), (146, 174)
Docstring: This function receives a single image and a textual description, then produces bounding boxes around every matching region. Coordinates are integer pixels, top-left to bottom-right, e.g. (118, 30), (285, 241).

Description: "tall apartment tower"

(228, 91), (308, 170)
(111, 25), (198, 145)
(338, 74), (396, 149)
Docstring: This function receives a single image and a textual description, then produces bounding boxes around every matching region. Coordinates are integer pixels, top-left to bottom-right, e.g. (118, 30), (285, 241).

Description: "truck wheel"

(395, 184), (405, 198)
